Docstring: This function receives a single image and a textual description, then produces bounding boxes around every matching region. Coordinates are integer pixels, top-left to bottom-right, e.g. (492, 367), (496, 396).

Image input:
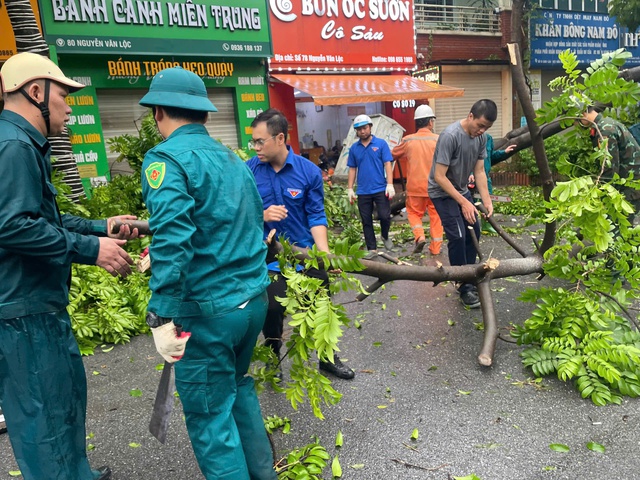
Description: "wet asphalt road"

(1, 216), (639, 480)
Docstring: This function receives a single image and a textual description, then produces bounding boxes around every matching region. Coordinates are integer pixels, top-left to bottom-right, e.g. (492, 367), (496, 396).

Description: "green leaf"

(396, 310), (402, 317)
(549, 443), (570, 452)
(350, 464), (365, 470)
(155, 363), (165, 371)
(87, 443), (95, 451)
(92, 371), (100, 376)
(448, 319), (456, 326)
(129, 442), (141, 448)
(331, 455), (342, 478)
(373, 342), (382, 347)
(9, 471), (22, 477)
(381, 303), (387, 310)
(101, 345), (114, 353)
(586, 441), (605, 453)
(457, 390), (472, 395)
(129, 388), (142, 397)
(453, 475), (481, 480)
(410, 428), (419, 440)
(335, 430), (344, 447)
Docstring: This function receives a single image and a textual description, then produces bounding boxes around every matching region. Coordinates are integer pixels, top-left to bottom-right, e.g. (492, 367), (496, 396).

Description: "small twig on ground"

(390, 459), (449, 471)
(596, 290), (640, 331)
(401, 442), (419, 452)
(498, 334), (518, 344)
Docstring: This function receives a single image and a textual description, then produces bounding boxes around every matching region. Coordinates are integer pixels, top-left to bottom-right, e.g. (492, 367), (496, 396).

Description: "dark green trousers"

(0, 310), (95, 480)
(175, 291), (277, 480)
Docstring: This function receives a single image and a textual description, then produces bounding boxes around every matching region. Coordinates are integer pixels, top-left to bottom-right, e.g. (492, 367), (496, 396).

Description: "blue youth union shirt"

(347, 135), (392, 195)
(247, 146), (328, 249)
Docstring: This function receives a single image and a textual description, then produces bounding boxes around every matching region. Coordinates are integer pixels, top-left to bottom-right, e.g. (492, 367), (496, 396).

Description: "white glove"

(347, 188), (357, 204)
(385, 184), (396, 199)
(151, 321), (191, 363)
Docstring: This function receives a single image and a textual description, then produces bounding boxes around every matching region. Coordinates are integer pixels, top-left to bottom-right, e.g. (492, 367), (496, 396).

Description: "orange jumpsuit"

(392, 127), (443, 254)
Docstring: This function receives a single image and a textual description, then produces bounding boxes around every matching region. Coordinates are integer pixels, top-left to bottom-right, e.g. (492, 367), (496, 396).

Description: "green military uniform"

(0, 110), (108, 480)
(141, 120), (275, 479)
(485, 133), (512, 194)
(590, 113), (640, 219)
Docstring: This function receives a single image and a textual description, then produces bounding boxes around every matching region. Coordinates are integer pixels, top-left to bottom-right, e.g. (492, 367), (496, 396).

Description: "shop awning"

(271, 74), (465, 106)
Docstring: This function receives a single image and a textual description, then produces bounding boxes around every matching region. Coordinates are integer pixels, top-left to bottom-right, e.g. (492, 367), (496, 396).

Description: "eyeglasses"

(248, 135), (277, 150)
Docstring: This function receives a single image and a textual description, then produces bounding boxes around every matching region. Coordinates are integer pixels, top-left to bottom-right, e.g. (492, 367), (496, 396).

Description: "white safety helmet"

(0, 52), (84, 94)
(353, 114), (373, 129)
(414, 104), (436, 120)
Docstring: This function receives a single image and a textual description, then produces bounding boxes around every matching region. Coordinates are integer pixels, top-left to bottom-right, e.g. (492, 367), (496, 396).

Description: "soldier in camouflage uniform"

(582, 104), (640, 223)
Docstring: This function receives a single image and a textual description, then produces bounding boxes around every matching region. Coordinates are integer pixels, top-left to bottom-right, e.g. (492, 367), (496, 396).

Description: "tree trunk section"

(5, 0), (86, 202)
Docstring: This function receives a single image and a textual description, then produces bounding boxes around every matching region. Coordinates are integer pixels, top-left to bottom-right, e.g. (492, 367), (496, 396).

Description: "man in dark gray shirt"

(428, 99), (496, 308)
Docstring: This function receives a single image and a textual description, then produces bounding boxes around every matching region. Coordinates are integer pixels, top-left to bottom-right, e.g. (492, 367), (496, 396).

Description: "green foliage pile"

(275, 440), (331, 479)
(492, 186), (543, 216)
(53, 115), (159, 355)
(513, 49), (640, 405)
(68, 264), (151, 356)
(323, 184), (363, 247)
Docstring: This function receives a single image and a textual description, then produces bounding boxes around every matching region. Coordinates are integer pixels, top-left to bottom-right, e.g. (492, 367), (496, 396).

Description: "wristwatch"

(145, 312), (173, 328)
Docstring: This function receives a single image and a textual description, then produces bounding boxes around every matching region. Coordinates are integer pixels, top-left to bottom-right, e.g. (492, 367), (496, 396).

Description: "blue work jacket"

(247, 146), (328, 249)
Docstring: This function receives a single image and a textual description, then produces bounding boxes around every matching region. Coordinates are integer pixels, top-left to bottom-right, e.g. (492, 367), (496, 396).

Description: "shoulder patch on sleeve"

(145, 162), (166, 189)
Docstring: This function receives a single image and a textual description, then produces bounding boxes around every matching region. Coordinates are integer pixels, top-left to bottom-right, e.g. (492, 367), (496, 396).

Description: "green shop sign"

(65, 86), (110, 196)
(40, 0), (271, 56)
(61, 55), (270, 150)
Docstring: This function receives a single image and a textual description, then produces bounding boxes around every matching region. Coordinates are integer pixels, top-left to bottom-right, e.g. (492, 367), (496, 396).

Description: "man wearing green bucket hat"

(139, 67), (277, 479)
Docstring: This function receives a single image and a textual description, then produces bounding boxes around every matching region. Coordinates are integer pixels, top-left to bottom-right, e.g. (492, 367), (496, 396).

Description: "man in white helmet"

(0, 52), (140, 480)
(392, 104), (443, 255)
(347, 114), (395, 256)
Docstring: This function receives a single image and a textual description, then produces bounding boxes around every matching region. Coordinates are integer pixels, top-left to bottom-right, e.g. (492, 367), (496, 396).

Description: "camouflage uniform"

(590, 114), (640, 220)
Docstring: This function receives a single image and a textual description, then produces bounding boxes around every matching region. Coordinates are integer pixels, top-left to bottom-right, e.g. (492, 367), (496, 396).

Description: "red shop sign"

(269, 0), (416, 71)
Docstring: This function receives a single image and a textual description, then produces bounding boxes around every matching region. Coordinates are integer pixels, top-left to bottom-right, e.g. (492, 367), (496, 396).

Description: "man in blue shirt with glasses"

(246, 108), (355, 380)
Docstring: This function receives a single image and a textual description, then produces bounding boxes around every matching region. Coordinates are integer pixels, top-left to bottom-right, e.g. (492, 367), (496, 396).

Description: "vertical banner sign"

(529, 70), (542, 110)
(65, 86), (110, 196)
(0, 0), (42, 61)
(269, 0), (416, 70)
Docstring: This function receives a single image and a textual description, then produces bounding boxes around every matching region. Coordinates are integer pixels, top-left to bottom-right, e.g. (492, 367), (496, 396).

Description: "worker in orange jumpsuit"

(392, 105), (443, 255)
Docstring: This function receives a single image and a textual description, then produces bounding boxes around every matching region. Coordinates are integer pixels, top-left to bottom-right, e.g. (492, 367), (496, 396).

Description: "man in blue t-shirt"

(428, 99), (495, 309)
(247, 108), (355, 380)
(347, 115), (395, 256)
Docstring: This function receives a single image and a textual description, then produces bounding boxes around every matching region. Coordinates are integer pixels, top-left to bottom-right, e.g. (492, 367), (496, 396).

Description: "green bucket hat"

(139, 66), (217, 112)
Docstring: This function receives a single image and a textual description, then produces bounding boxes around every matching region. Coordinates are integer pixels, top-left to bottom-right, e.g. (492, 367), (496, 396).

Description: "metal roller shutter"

(97, 88), (239, 174)
(432, 71), (505, 138)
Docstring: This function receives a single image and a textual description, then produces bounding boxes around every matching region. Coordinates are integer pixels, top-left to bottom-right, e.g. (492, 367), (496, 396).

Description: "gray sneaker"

(460, 290), (481, 309)
(363, 250), (379, 260)
(382, 237), (394, 251)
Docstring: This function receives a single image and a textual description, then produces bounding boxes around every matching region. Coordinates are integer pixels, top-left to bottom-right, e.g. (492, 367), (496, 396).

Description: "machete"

(149, 325), (182, 444)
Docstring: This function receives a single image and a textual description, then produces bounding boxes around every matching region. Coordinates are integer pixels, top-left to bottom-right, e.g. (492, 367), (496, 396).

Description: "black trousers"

(262, 267), (329, 354)
(357, 191), (391, 251)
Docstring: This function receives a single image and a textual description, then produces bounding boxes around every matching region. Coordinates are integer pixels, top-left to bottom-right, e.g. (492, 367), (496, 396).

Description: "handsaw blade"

(148, 361), (175, 444)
